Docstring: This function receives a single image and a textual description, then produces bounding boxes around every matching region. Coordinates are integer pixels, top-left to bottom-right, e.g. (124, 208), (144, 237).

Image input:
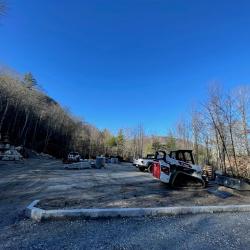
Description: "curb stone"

(25, 200), (44, 222)
(25, 200), (250, 222)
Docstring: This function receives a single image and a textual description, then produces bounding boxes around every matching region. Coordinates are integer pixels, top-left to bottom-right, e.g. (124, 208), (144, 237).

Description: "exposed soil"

(1, 157), (250, 250)
(1, 158), (249, 218)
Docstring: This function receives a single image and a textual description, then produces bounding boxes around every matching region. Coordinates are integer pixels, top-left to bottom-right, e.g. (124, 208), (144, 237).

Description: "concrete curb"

(25, 200), (44, 222)
(25, 200), (250, 222)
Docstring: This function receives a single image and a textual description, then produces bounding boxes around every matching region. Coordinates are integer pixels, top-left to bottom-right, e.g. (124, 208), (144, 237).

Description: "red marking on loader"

(152, 162), (161, 179)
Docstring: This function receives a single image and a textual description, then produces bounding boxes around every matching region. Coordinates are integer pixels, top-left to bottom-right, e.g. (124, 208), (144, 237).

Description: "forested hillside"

(0, 70), (249, 178)
(0, 73), (112, 158)
(0, 71), (147, 159)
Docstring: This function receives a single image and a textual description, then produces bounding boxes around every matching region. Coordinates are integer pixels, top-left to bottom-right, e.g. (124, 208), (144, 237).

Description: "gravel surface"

(0, 212), (249, 249)
(0, 159), (249, 249)
(1, 158), (247, 213)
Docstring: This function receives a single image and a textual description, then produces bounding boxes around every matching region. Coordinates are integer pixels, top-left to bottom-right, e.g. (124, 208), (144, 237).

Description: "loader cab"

(146, 154), (155, 159)
(169, 150), (195, 164)
(154, 150), (167, 161)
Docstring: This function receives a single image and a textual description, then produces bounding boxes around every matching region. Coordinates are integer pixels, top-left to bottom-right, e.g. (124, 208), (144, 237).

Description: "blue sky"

(1, 0), (250, 135)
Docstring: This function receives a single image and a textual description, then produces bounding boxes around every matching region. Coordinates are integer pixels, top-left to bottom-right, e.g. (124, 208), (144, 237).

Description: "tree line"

(0, 71), (148, 160)
(1, 71), (249, 178)
(0, 72), (123, 158)
(132, 84), (249, 179)
(171, 84), (250, 179)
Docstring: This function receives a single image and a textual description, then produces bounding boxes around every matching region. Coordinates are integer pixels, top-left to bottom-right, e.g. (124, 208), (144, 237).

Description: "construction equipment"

(67, 152), (81, 162)
(151, 150), (208, 188)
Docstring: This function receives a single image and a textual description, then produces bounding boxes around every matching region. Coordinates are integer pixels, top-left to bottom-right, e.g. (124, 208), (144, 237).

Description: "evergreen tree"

(117, 129), (125, 156)
(108, 136), (117, 147)
(165, 132), (176, 151)
(152, 137), (161, 151)
(23, 72), (37, 89)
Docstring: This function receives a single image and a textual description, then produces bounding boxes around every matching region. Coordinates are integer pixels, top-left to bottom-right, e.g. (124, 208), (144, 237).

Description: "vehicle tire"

(139, 166), (145, 172)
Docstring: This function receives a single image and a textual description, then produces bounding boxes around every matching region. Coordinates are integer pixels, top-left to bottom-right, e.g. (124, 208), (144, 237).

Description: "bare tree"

(191, 109), (203, 163)
(204, 85), (234, 174)
(204, 88), (241, 175)
(176, 118), (191, 149)
(0, 1), (6, 16)
(235, 86), (250, 156)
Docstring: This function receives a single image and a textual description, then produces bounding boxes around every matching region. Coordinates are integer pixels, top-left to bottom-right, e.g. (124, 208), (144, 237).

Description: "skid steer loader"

(151, 150), (208, 188)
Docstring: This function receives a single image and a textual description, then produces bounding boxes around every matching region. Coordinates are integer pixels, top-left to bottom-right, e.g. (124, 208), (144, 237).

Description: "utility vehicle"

(67, 152), (81, 162)
(151, 150), (208, 188)
(133, 154), (155, 172)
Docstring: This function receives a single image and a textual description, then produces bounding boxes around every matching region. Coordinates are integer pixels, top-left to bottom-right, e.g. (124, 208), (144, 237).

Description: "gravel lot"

(0, 212), (249, 249)
(0, 158), (249, 249)
(0, 159), (249, 219)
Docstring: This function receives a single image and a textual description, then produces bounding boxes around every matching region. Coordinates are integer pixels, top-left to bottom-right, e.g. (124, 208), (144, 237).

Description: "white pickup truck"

(133, 151), (170, 172)
(133, 153), (158, 172)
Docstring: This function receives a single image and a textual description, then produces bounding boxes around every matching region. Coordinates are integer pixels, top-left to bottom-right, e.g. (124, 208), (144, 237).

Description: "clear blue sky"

(1, 0), (250, 135)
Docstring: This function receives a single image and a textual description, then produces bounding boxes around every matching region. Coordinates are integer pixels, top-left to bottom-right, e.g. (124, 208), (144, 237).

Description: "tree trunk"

(242, 108), (250, 156)
(20, 110), (30, 138)
(0, 99), (9, 133)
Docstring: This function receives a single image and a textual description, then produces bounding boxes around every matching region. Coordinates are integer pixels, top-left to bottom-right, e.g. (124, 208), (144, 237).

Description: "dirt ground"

(0, 159), (249, 218)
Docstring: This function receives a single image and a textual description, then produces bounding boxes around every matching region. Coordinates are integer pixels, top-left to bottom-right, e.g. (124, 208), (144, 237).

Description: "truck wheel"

(139, 166), (145, 172)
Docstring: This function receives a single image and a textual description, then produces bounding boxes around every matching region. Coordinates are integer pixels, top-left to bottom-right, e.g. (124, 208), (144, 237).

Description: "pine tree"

(165, 132), (176, 151)
(117, 129), (125, 156)
(152, 137), (161, 151)
(108, 136), (117, 147)
(23, 72), (37, 89)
